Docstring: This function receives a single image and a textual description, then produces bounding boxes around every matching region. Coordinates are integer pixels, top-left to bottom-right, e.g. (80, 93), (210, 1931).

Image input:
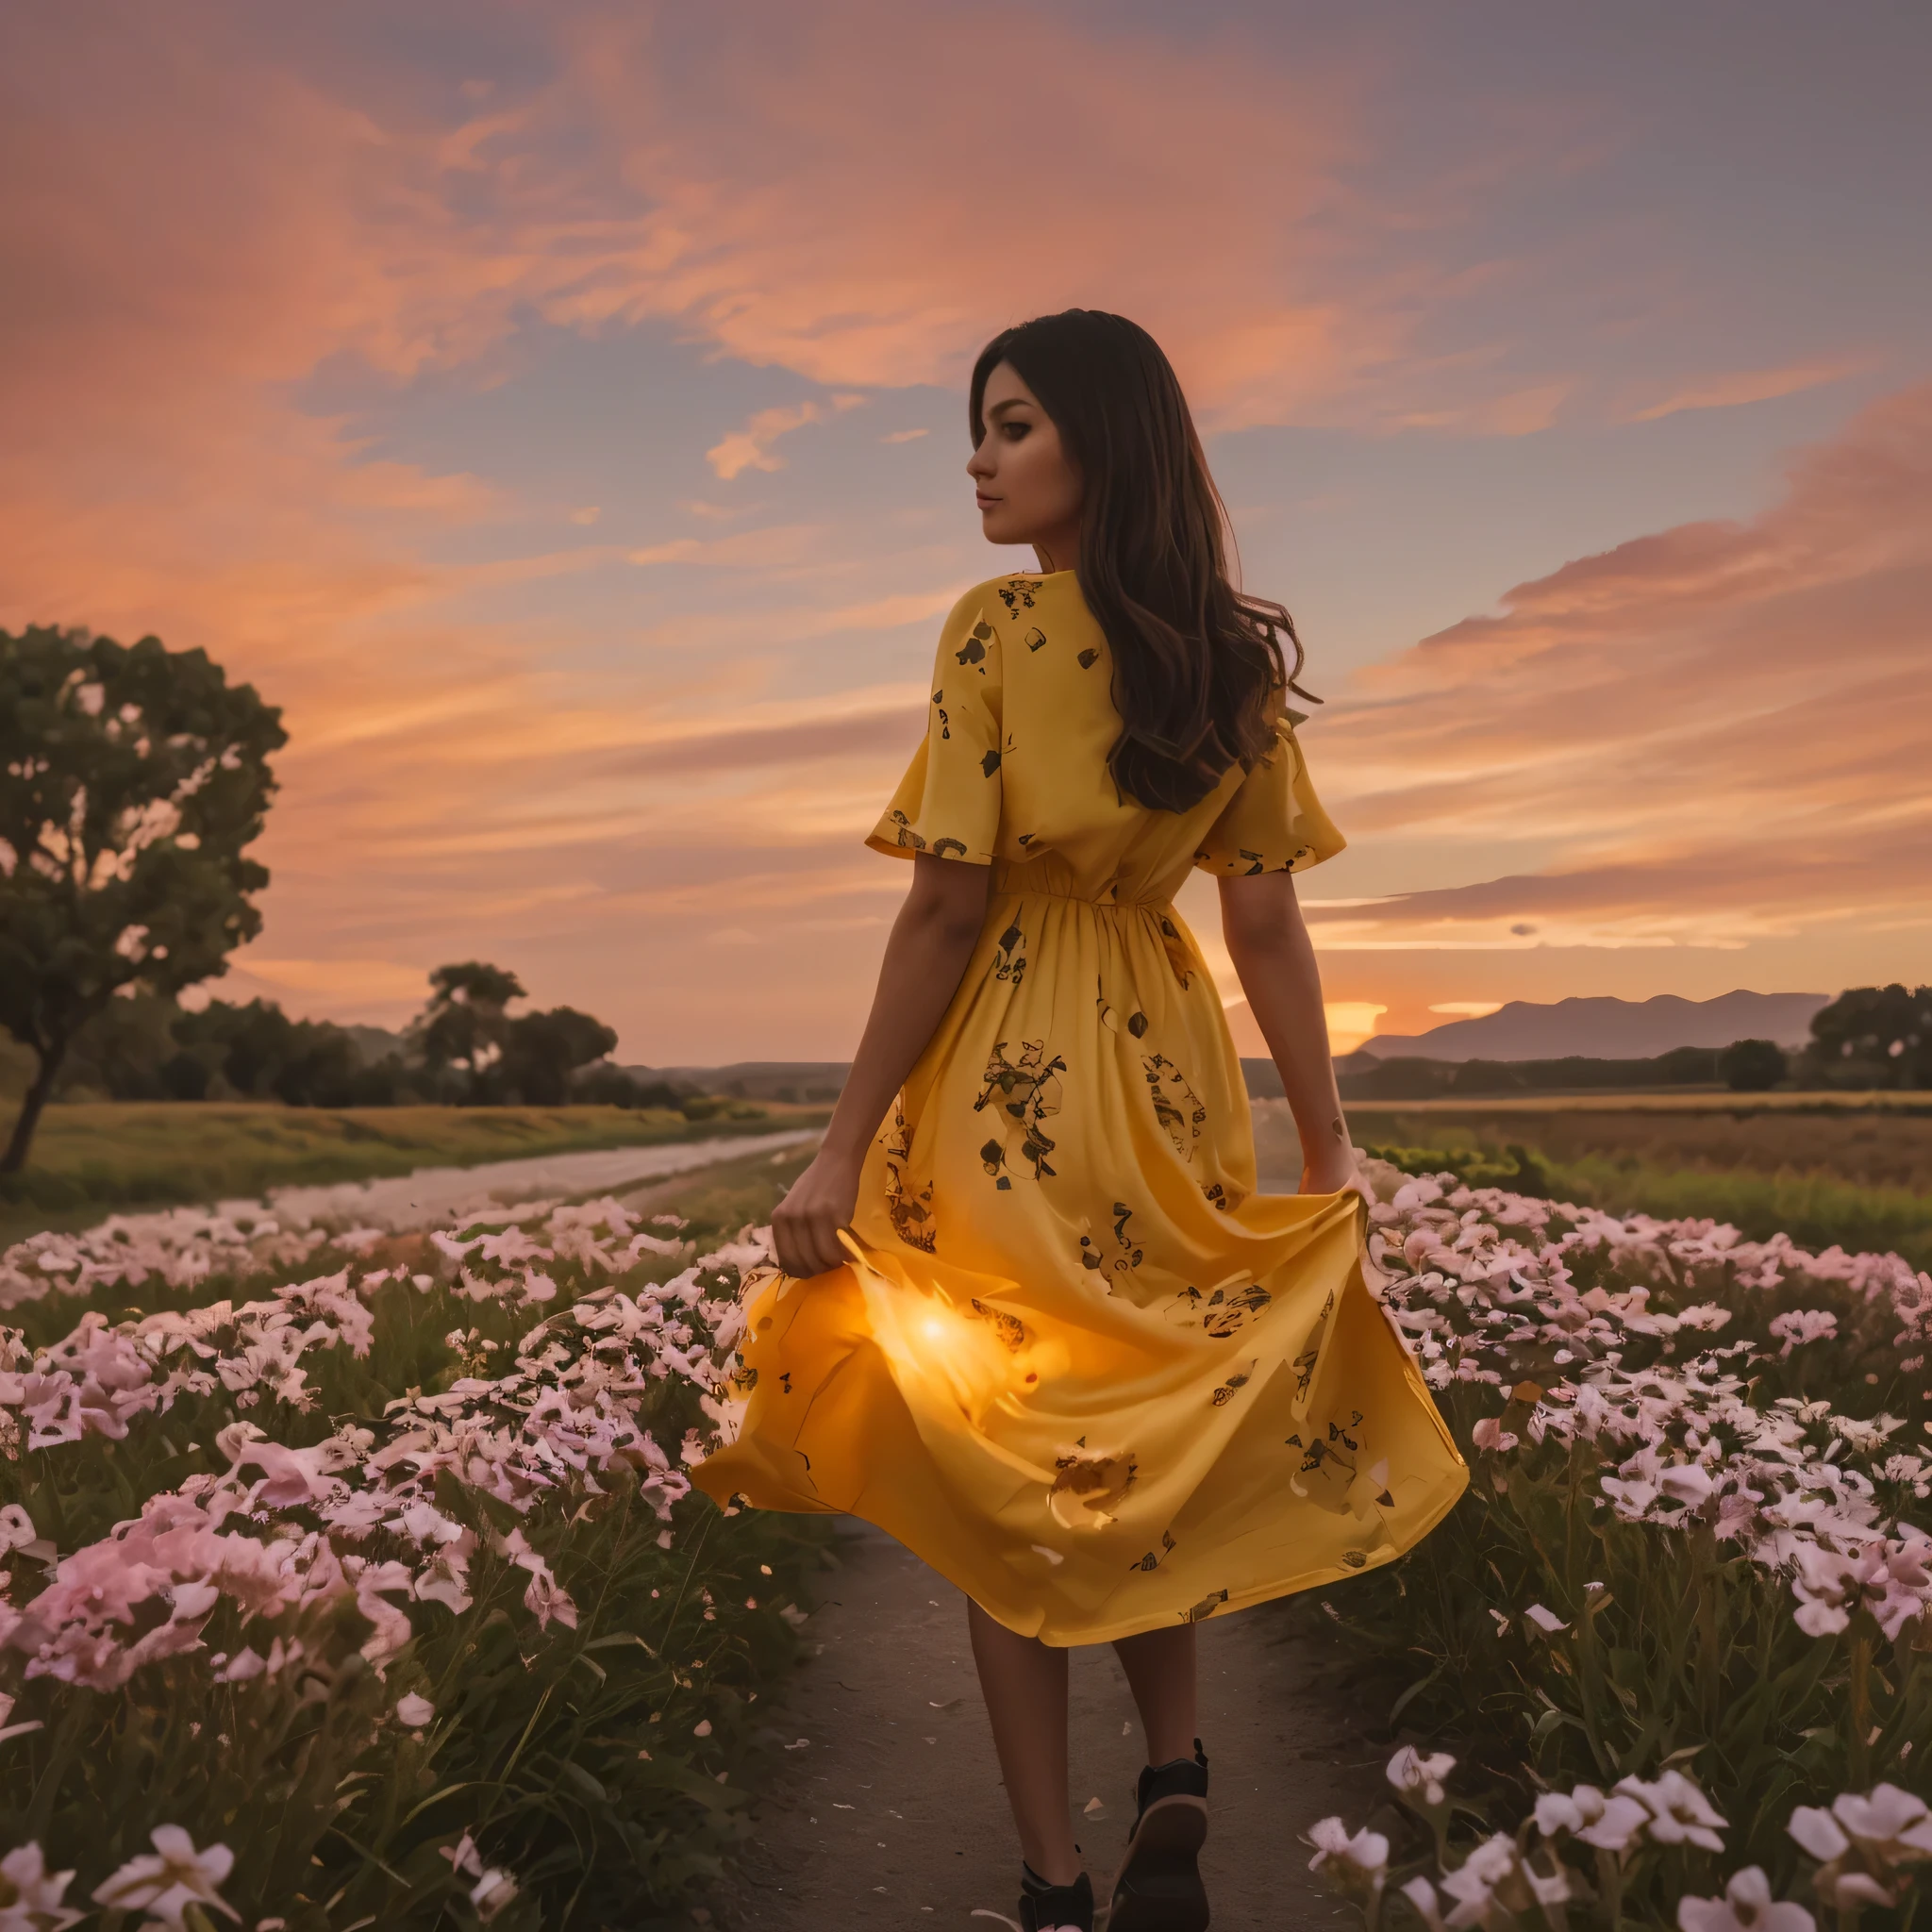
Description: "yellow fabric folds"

(692, 571), (1466, 1644)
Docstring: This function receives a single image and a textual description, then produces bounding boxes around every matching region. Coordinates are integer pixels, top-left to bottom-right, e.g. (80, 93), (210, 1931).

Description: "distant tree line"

(1324, 985), (1932, 1102)
(1328, 1044), (1733, 1104)
(44, 962), (709, 1115)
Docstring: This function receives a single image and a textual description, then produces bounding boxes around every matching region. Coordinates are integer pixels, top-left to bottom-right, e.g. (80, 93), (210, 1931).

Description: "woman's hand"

(770, 1146), (864, 1279)
(766, 854), (989, 1281)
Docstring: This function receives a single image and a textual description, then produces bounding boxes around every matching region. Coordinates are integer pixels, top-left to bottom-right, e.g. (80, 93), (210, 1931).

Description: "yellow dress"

(692, 571), (1466, 1644)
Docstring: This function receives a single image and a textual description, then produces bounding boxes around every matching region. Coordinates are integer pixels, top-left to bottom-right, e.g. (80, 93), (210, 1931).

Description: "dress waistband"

(991, 880), (1172, 912)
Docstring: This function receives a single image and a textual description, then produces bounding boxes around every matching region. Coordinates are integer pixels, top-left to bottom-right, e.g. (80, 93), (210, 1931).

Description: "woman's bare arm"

(771, 853), (992, 1276)
(1217, 868), (1362, 1195)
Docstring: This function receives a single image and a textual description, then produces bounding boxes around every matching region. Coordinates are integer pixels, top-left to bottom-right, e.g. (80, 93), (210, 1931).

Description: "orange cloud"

(549, 7), (1423, 429)
(1627, 358), (1872, 423)
(1307, 382), (1932, 952)
(1, 5), (1914, 1057)
(2, 3), (1482, 442)
(707, 396), (866, 479)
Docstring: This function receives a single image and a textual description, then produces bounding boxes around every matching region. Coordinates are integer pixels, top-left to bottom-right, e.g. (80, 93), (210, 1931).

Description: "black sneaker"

(1020, 1865), (1094, 1932)
(1107, 1739), (1209, 1931)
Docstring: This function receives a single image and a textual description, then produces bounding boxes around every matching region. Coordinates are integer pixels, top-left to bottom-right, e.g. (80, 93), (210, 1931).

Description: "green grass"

(1341, 1102), (1932, 1271)
(1343, 1097), (1932, 1191)
(0, 1101), (826, 1247)
(1535, 1153), (1932, 1270)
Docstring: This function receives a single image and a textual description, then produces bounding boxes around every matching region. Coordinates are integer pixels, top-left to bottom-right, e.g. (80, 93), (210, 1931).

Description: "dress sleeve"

(1192, 711), (1345, 877)
(865, 595), (1005, 865)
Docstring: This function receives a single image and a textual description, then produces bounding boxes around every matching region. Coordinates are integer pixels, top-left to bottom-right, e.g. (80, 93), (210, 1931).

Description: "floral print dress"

(692, 572), (1466, 1644)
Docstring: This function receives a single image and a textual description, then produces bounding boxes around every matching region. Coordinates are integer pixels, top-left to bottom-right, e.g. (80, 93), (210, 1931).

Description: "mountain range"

(1353, 991), (1830, 1063)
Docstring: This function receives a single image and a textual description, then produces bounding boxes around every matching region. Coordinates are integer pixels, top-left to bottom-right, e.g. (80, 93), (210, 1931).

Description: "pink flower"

(224, 1438), (344, 1509)
(493, 1528), (578, 1632)
(1600, 1475), (1660, 1522)
(440, 1833), (483, 1878)
(1676, 1865), (1814, 1931)
(1534, 1785), (1651, 1855)
(1787, 1807), (1899, 1911)
(1387, 1746), (1457, 1808)
(470, 1867), (519, 1923)
(1788, 1807), (1850, 1864)
(1789, 1544), (1856, 1637)
(1307, 1816), (1391, 1899)
(1857, 1537), (1932, 1641)
(1438, 1833), (1570, 1927)
(92, 1825), (240, 1927)
(351, 1559), (417, 1666)
(1400, 1874), (1450, 1931)
(1769, 1310), (1838, 1357)
(1829, 1784), (1932, 1862)
(522, 1567), (578, 1631)
(1657, 1463), (1716, 1508)
(1618, 1772), (1727, 1853)
(411, 1542), (475, 1615)
(0, 1506), (42, 1557)
(44, 1541), (162, 1627)
(1790, 1537), (1932, 1641)
(0, 1841), (83, 1931)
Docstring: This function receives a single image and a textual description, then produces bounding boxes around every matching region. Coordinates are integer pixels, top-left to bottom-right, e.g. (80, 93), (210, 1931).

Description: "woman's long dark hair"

(970, 308), (1312, 813)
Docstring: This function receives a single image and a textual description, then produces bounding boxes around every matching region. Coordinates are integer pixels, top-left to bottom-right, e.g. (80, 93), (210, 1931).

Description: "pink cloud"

(1, 5), (1917, 1056)
(1626, 357), (1873, 424)
(707, 397), (867, 480)
(0, 3), (1522, 441)
(1309, 381), (1932, 951)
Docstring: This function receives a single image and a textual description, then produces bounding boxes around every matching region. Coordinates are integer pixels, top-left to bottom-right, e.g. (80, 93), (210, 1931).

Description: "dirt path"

(711, 1519), (1379, 1929)
(263, 1128), (819, 1231)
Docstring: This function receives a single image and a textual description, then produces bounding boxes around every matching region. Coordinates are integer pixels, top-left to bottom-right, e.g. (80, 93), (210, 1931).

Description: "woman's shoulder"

(942, 569), (1085, 635)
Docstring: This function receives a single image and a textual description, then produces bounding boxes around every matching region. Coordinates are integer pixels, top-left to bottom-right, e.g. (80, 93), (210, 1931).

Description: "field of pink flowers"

(0, 1193), (828, 1929)
(2, 1154), (1929, 1929)
(1305, 1162), (1932, 1931)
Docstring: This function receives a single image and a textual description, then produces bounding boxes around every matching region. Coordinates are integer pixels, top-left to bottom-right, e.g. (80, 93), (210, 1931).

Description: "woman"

(693, 309), (1466, 1932)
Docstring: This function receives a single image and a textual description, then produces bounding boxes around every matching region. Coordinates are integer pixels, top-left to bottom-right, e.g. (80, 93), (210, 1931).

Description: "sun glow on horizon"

(1324, 1003), (1389, 1056)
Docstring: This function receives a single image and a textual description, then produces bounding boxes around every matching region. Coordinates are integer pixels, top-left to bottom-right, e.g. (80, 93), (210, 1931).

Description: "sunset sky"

(5, 3), (1928, 1062)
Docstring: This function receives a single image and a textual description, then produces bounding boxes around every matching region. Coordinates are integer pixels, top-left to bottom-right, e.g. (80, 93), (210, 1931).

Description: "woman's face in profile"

(967, 360), (1083, 558)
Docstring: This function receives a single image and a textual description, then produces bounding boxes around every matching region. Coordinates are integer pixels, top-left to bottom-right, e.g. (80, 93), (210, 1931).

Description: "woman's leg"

(967, 1598), (1081, 1885)
(1106, 1624), (1208, 1932)
(1110, 1623), (1198, 1765)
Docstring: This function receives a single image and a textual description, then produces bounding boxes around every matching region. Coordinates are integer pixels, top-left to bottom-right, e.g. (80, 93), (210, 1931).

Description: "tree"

(410, 965), (618, 1105)
(0, 626), (285, 1170)
(52, 991), (182, 1100)
(175, 997), (370, 1107)
(502, 1006), (619, 1106)
(177, 997), (306, 1099)
(1803, 985), (1932, 1090)
(574, 1062), (689, 1110)
(413, 963), (527, 1098)
(1717, 1037), (1786, 1092)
